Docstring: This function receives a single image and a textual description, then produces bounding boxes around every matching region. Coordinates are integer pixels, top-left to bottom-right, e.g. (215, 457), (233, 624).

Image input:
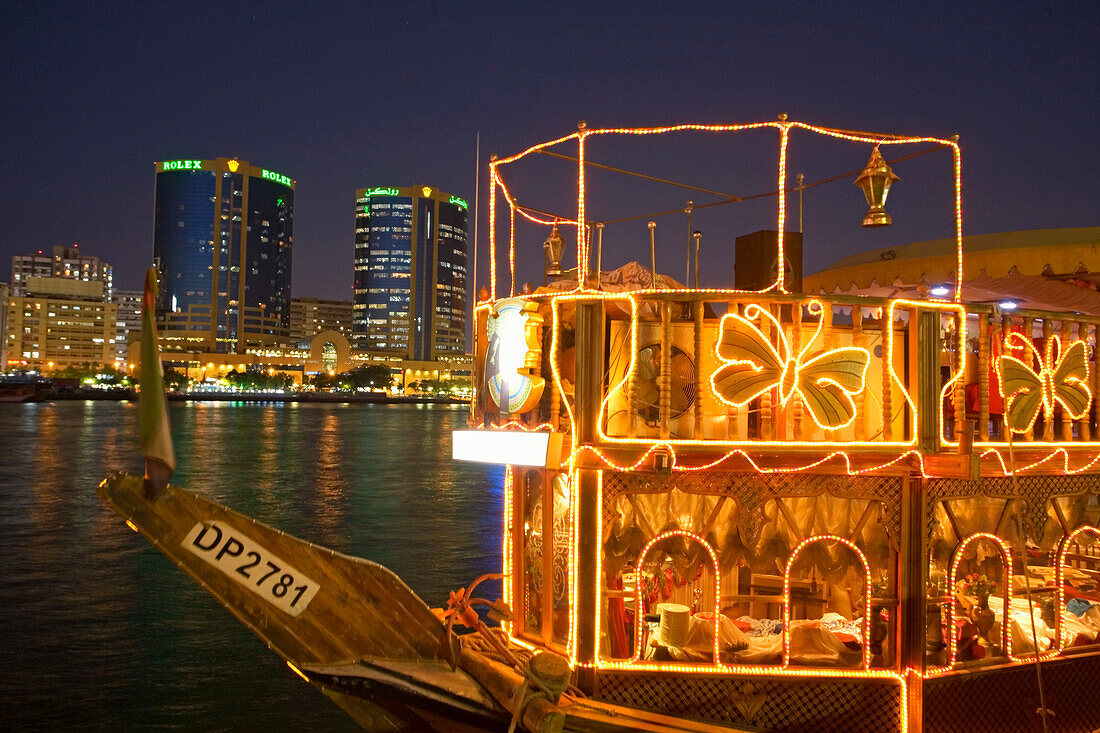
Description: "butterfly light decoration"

(710, 301), (870, 430)
(998, 332), (1091, 433)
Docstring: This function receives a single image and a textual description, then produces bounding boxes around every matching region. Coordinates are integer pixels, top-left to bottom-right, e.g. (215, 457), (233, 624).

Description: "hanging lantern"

(854, 146), (899, 227)
(543, 222), (565, 278)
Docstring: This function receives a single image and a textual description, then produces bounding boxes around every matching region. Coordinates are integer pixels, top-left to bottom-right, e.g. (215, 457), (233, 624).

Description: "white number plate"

(182, 521), (320, 617)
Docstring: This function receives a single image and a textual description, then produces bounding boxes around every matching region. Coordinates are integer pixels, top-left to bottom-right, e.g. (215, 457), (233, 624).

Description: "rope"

(561, 145), (951, 227)
(460, 628), (585, 698)
(1007, 432), (1052, 731)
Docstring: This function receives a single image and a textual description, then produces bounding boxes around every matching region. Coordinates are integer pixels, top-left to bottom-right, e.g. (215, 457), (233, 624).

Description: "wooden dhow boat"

(102, 119), (1100, 732)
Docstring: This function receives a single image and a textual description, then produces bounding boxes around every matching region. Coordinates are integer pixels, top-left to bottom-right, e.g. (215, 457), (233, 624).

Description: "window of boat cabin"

(1055, 526), (1100, 652)
(944, 534), (1011, 665)
(599, 480), (896, 669)
(518, 469), (570, 649)
(926, 492), (1058, 669)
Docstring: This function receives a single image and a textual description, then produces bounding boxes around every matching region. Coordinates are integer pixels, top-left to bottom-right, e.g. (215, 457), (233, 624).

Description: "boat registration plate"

(182, 521), (320, 617)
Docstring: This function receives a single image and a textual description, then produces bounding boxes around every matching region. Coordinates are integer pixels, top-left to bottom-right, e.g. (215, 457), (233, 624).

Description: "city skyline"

(1, 3), (1095, 300)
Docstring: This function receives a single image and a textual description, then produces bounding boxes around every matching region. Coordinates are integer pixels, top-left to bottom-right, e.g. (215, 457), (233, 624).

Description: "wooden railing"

(475, 292), (1100, 454)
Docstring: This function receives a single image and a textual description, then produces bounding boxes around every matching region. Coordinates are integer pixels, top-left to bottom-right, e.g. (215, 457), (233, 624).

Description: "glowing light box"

(452, 430), (562, 468)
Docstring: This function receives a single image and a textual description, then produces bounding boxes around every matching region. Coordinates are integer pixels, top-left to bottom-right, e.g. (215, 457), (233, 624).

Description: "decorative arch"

(947, 532), (1013, 664)
(631, 530), (722, 666)
(1054, 525), (1100, 652)
(308, 330), (352, 373)
(783, 535), (872, 668)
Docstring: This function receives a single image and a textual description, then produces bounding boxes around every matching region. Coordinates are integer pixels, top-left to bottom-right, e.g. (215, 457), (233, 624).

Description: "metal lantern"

(854, 146), (899, 227)
(543, 222), (565, 279)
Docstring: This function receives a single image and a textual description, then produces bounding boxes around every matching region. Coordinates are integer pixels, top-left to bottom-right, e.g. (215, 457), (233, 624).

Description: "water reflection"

(1, 401), (499, 729)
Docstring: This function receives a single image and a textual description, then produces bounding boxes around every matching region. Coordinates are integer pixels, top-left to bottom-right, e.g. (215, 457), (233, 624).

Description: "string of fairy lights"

(485, 117), (963, 302)
(467, 120), (1099, 731)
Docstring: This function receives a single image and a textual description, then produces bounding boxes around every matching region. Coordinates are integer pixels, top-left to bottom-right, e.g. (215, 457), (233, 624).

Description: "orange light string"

(488, 164), (498, 300)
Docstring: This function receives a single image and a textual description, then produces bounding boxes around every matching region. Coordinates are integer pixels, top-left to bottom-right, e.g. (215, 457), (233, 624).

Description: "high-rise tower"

(153, 157), (293, 353)
(353, 186), (467, 360)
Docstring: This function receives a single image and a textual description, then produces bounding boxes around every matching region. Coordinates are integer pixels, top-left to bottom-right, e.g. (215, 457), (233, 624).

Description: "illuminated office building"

(111, 289), (142, 361)
(11, 244), (113, 298)
(353, 186), (467, 360)
(153, 157), (293, 354)
(289, 297), (354, 341)
(5, 277), (117, 371)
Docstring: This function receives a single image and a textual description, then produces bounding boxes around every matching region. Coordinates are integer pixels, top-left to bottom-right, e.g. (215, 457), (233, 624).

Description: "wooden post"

(761, 305), (774, 440)
(1061, 321), (1074, 441)
(1092, 322), (1100, 443)
(549, 304), (561, 432)
(572, 299), (604, 691)
(693, 300), (703, 440)
(978, 313), (990, 441)
(1042, 319), (1053, 441)
(1079, 321), (1091, 442)
(882, 312), (893, 442)
(953, 313), (965, 444)
(1019, 316), (1034, 441)
(991, 314), (1003, 440)
(853, 306), (867, 441)
(727, 301), (740, 440)
(659, 299), (671, 440)
(913, 309), (940, 452)
(901, 475), (926, 731)
(627, 301), (637, 439)
(793, 301), (804, 440)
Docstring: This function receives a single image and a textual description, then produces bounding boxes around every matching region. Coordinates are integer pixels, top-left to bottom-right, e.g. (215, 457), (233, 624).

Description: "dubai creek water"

(0, 400), (502, 730)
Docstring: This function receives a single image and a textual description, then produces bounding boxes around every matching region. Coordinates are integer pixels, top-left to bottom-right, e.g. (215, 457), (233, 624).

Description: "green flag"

(139, 267), (175, 476)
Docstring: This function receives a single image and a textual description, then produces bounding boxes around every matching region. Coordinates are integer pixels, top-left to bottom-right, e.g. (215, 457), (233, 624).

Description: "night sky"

(2, 1), (1096, 298)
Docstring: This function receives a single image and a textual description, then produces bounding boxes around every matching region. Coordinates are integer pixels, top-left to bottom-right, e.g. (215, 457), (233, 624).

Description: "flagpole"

(471, 131), (479, 340)
(139, 267), (175, 494)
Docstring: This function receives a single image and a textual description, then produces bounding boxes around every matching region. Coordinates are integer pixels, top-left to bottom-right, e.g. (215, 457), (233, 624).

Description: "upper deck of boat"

(463, 119), (1100, 478)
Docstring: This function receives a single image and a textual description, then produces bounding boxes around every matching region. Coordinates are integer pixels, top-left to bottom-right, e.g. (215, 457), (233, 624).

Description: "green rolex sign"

(448, 195), (468, 210)
(261, 169), (294, 188)
(161, 160), (203, 172)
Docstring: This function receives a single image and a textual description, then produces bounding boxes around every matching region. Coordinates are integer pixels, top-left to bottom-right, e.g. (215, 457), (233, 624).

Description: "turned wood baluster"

(627, 301), (637, 439)
(726, 302), (740, 440)
(530, 328), (543, 429)
(1092, 322), (1100, 443)
(761, 306), (773, 440)
(1062, 321), (1074, 441)
(978, 313), (990, 442)
(853, 306), (867, 441)
(550, 306), (561, 432)
(1042, 319), (1054, 441)
(821, 303), (834, 440)
(882, 309), (893, 442)
(1022, 316), (1036, 441)
(1002, 313), (1014, 440)
(952, 313), (966, 442)
(1076, 321), (1090, 442)
(793, 301), (803, 440)
(990, 315), (1003, 440)
(659, 299), (672, 440)
(694, 300), (704, 440)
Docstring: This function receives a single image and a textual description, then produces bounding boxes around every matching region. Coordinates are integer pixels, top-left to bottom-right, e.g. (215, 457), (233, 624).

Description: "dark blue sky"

(1, 1), (1096, 297)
